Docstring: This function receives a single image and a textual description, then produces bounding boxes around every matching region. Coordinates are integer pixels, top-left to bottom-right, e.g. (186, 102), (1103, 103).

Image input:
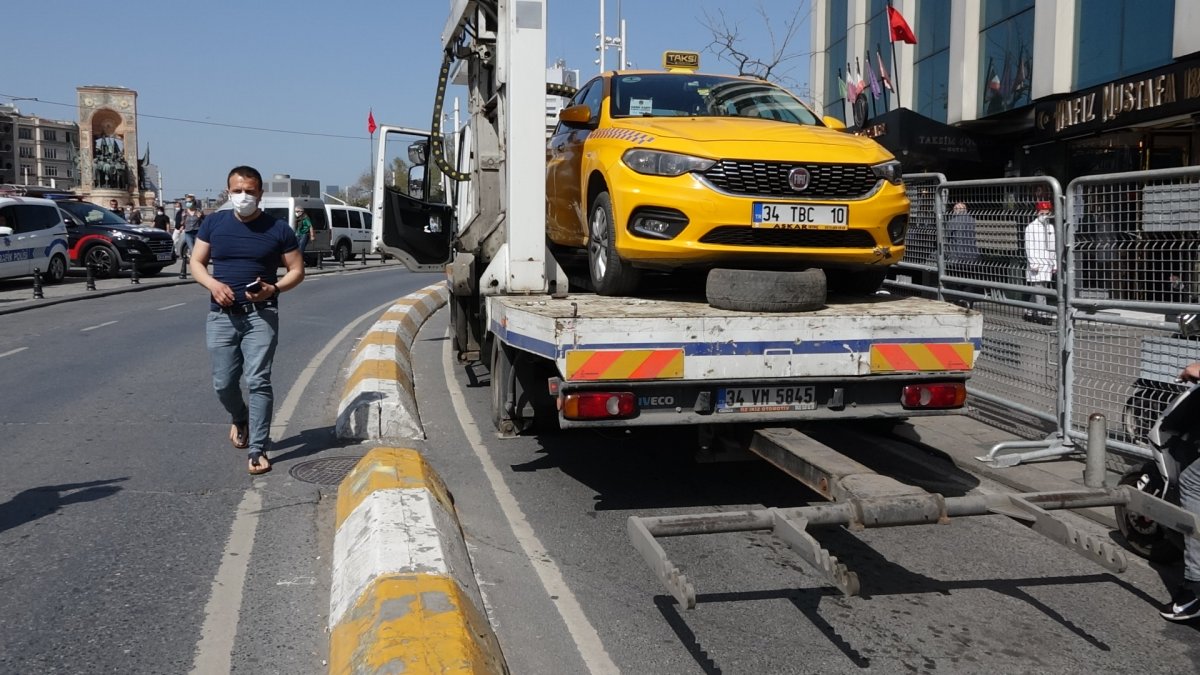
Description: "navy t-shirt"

(197, 209), (298, 309)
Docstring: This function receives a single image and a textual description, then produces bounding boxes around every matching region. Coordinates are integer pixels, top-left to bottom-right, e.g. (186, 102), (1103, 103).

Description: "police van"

(0, 191), (70, 283)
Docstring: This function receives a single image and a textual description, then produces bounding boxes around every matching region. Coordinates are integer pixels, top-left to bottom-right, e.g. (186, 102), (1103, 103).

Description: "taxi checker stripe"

(870, 343), (973, 372)
(566, 349), (684, 380)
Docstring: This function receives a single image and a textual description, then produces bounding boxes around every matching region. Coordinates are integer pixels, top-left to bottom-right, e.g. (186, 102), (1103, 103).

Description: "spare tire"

(705, 268), (827, 312)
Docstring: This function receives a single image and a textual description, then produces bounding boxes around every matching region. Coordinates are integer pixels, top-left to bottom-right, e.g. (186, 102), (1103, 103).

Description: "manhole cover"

(289, 457), (362, 485)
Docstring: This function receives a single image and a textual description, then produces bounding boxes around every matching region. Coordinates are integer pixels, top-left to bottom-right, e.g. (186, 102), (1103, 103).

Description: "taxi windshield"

(610, 73), (820, 125)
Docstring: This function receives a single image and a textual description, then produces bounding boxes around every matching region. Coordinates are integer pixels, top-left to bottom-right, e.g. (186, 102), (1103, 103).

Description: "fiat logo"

(788, 167), (810, 191)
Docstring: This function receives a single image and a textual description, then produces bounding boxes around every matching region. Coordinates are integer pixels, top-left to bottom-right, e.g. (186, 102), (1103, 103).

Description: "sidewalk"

(0, 255), (393, 316)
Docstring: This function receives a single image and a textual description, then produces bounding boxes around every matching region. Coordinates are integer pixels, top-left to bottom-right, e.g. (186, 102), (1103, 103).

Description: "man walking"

(189, 166), (304, 474)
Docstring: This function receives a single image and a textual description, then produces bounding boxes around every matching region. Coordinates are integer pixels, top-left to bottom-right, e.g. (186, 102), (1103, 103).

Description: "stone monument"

(77, 86), (154, 209)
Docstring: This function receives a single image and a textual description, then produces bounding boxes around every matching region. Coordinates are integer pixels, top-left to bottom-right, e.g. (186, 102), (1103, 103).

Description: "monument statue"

(92, 130), (128, 189)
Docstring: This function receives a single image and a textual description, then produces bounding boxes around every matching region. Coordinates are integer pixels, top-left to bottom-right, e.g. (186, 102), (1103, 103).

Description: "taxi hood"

(616, 117), (895, 162)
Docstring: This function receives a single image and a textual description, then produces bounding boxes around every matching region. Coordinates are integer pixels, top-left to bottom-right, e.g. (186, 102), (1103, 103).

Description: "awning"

(857, 107), (1007, 177)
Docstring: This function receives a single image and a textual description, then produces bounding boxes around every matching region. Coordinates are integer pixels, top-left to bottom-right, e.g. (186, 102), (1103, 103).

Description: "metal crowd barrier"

(886, 172), (944, 298)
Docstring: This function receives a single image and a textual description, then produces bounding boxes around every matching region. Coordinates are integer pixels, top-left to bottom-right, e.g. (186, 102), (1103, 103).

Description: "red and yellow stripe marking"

(869, 343), (974, 373)
(565, 348), (684, 381)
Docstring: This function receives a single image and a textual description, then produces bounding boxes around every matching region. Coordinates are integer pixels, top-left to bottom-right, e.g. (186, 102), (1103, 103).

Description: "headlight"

(622, 149), (715, 177)
(871, 160), (904, 185)
(110, 231), (146, 242)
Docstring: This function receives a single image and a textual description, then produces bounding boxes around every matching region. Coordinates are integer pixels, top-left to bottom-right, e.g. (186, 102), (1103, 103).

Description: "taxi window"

(581, 80), (604, 125)
(611, 73), (820, 126)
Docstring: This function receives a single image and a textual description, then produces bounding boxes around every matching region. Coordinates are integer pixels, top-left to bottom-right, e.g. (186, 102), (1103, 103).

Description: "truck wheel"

(1114, 465), (1181, 563)
(826, 267), (889, 295)
(706, 268), (826, 312)
(588, 192), (640, 296)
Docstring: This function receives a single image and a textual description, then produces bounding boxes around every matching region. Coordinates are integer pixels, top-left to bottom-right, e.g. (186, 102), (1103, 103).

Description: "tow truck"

(369, 0), (1198, 605)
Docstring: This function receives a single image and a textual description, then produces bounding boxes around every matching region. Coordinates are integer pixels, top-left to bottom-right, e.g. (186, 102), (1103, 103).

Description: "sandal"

(248, 450), (271, 475)
(230, 422), (249, 449)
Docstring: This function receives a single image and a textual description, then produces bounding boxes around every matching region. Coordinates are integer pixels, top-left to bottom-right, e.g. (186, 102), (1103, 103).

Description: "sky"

(3, 0), (810, 201)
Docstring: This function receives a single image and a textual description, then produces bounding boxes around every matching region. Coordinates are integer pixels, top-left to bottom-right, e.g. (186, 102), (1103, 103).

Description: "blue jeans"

(206, 306), (279, 454)
(297, 232), (309, 254)
(1180, 458), (1200, 584)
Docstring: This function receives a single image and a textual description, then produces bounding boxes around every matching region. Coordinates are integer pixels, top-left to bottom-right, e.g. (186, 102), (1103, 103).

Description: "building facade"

(0, 105), (80, 189)
(811, 0), (1200, 181)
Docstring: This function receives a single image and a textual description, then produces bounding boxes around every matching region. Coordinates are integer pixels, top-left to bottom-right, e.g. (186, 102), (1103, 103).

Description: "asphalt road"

(410, 309), (1200, 675)
(0, 265), (440, 674)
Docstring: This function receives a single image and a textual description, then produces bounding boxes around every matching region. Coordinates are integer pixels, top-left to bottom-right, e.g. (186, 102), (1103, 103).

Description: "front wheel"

(84, 245), (120, 277)
(587, 191), (640, 296)
(1114, 465), (1181, 563)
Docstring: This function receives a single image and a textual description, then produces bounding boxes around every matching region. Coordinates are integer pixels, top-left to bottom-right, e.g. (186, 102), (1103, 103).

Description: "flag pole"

(878, 43), (889, 113)
(888, 1), (901, 109)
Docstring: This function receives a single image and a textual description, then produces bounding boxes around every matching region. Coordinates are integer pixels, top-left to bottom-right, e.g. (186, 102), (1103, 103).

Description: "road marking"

(189, 297), (399, 673)
(158, 302), (186, 311)
(189, 487), (262, 675)
(81, 320), (117, 332)
(0, 347), (28, 358)
(442, 331), (620, 674)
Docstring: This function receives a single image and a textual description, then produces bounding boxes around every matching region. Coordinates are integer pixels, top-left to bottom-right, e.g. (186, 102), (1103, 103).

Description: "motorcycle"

(1115, 379), (1200, 562)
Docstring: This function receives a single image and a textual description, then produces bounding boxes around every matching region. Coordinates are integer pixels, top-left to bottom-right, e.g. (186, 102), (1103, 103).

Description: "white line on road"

(158, 302), (186, 311)
(81, 320), (118, 332)
(189, 297), (398, 673)
(0, 347), (28, 358)
(442, 332), (620, 675)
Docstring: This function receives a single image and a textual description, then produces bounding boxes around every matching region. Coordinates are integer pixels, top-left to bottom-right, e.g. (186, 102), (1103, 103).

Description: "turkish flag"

(367, 109), (377, 135)
(887, 6), (917, 44)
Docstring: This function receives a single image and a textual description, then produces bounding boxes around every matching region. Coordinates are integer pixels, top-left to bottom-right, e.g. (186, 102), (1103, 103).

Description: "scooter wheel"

(1114, 465), (1182, 563)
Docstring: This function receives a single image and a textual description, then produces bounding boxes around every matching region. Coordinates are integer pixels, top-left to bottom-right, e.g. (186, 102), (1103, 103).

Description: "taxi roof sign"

(663, 51), (700, 72)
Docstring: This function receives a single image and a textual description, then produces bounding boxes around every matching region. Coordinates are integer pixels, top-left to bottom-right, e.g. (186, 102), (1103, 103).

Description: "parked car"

(55, 199), (176, 277)
(547, 60), (909, 295)
(326, 203), (373, 262)
(0, 192), (70, 284)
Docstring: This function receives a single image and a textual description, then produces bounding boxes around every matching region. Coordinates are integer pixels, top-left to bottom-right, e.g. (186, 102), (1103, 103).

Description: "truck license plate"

(752, 203), (848, 230)
(716, 386), (816, 413)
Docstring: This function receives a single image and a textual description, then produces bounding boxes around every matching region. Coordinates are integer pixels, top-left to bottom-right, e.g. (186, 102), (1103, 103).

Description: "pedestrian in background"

(125, 203), (143, 225)
(108, 198), (121, 214)
(189, 165), (304, 475)
(1024, 200), (1057, 322)
(945, 201), (980, 308)
(178, 195), (204, 256)
(153, 206), (170, 231)
(293, 207), (313, 255)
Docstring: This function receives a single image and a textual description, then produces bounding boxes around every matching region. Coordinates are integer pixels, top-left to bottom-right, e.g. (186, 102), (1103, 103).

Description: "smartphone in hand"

(245, 280), (263, 294)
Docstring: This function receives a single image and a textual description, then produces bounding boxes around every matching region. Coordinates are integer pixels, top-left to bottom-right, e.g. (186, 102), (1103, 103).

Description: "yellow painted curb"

(329, 574), (505, 675)
(341, 359), (414, 402)
(335, 448), (454, 530)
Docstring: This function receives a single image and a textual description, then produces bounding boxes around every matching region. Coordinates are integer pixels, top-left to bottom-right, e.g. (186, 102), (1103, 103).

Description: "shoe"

(230, 422), (249, 449)
(247, 449), (272, 475)
(1160, 585), (1200, 622)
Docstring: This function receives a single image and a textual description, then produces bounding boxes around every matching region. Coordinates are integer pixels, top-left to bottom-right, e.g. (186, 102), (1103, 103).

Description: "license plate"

(752, 203), (848, 230)
(716, 386), (817, 413)
(156, 252), (173, 261)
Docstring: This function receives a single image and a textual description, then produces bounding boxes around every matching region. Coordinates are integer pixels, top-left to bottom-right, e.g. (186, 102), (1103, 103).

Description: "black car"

(55, 199), (176, 276)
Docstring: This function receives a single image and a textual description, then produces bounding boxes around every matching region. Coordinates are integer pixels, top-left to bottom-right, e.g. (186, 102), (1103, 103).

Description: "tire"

(705, 268), (826, 312)
(826, 266), (889, 295)
(335, 241), (351, 263)
(84, 245), (120, 278)
(138, 265), (164, 277)
(43, 253), (67, 284)
(587, 191), (640, 296)
(1114, 466), (1182, 563)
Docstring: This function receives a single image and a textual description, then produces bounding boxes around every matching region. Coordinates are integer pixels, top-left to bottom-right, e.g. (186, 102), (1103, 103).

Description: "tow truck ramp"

(628, 426), (1196, 610)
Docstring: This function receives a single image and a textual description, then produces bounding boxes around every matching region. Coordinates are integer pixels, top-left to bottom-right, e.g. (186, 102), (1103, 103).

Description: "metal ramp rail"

(628, 426), (1198, 610)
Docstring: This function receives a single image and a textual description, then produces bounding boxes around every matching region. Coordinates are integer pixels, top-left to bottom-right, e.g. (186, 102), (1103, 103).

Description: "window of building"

(42, 129), (57, 142)
(20, 164), (32, 178)
(44, 166), (58, 177)
(18, 128), (31, 140)
(823, 1), (848, 122)
(43, 147), (57, 160)
(18, 146), (34, 158)
(65, 131), (73, 144)
(914, 0), (952, 122)
(978, 0), (1034, 117)
(1074, 0), (1174, 89)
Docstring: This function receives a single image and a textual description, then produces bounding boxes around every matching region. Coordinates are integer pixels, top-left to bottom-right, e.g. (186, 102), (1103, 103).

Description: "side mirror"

(1180, 313), (1200, 337)
(407, 141), (429, 167)
(0, 226), (11, 236)
(823, 116), (847, 131)
(559, 104), (592, 126)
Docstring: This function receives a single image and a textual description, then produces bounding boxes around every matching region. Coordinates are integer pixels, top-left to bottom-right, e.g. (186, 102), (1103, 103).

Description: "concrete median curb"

(328, 447), (505, 675)
(335, 282), (449, 440)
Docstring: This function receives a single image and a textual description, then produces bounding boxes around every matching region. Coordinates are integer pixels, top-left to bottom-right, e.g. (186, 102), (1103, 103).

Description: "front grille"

(702, 161), (880, 199)
(699, 226), (878, 248)
(147, 240), (173, 255)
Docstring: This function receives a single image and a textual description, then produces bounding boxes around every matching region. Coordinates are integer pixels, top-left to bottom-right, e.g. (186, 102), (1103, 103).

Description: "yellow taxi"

(546, 52), (909, 296)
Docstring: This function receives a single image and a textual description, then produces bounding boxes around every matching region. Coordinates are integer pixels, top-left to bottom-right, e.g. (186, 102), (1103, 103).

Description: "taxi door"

(547, 78), (604, 247)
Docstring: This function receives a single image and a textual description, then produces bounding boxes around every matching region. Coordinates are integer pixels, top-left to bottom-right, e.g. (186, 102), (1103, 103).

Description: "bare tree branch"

(699, 1), (814, 94)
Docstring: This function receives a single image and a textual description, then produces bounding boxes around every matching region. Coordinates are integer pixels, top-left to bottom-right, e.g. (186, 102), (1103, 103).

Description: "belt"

(215, 301), (277, 315)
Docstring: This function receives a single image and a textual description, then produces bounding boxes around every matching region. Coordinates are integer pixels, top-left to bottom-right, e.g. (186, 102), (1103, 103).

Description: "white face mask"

(230, 192), (258, 217)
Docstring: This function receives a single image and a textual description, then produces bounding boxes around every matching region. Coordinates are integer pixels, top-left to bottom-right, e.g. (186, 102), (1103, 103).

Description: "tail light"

(901, 383), (967, 409)
(562, 392), (637, 420)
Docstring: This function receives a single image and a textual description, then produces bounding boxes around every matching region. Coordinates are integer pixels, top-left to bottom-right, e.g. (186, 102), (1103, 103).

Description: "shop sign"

(1033, 58), (1200, 140)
